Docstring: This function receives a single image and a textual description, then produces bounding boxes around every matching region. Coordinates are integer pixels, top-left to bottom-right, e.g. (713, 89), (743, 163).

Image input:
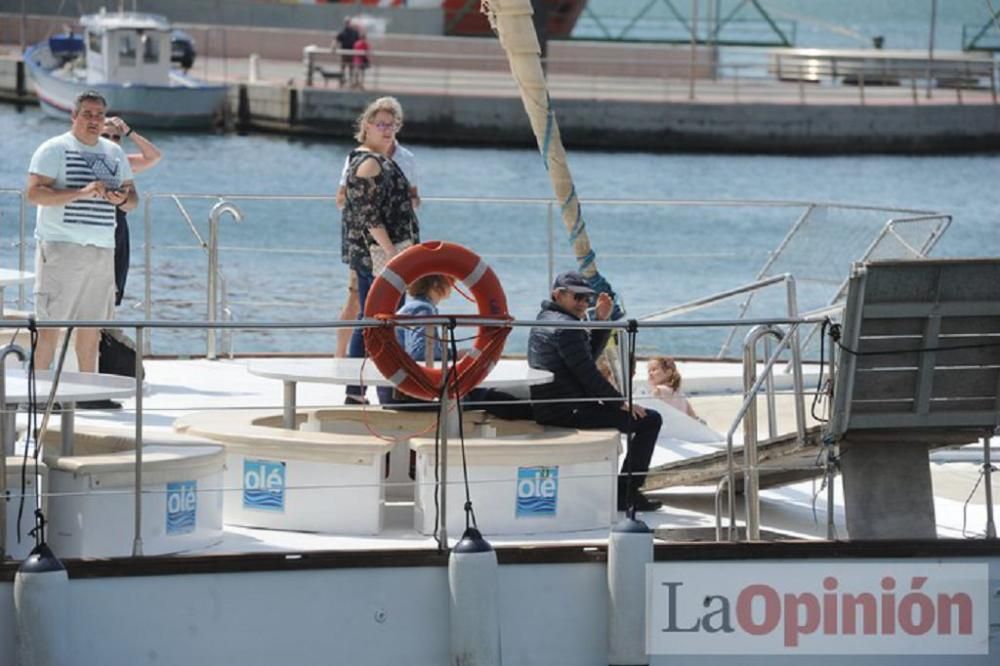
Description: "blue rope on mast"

(539, 86), (617, 304)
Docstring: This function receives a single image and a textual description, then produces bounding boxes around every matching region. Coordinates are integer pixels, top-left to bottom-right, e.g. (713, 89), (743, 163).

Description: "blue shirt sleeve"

(397, 301), (439, 362)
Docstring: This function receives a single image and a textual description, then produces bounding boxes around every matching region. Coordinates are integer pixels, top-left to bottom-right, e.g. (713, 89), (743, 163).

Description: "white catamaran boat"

(23, 10), (227, 129)
(0, 194), (994, 665)
(2, 1), (998, 663)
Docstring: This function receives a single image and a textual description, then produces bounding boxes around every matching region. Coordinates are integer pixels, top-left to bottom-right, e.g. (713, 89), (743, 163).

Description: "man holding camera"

(26, 90), (136, 376)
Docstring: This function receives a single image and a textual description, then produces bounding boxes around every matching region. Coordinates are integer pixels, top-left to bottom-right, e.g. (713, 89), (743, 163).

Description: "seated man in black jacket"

(527, 272), (663, 512)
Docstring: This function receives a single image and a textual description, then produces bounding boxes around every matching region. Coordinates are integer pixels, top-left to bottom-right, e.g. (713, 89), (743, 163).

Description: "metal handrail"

(206, 202), (242, 360)
(3, 313), (823, 555)
(59, 192), (943, 357)
(721, 321), (807, 542)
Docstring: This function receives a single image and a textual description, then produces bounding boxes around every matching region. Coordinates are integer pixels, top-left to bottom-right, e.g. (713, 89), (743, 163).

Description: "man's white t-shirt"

(28, 131), (133, 248)
(338, 141), (418, 190)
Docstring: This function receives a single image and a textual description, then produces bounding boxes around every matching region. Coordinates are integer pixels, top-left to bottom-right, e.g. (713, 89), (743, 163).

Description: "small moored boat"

(24, 10), (227, 129)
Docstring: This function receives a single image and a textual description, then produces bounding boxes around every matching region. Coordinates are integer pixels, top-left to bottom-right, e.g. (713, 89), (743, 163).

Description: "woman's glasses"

(368, 121), (399, 131)
(101, 133), (121, 142)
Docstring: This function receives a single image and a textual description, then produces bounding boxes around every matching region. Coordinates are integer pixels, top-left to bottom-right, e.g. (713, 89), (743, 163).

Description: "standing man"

(26, 90), (135, 378)
(334, 17), (359, 89)
(527, 272), (663, 512)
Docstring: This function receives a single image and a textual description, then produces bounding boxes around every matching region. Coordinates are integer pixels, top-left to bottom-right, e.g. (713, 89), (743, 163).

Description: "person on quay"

(527, 271), (663, 512)
(341, 96), (420, 403)
(334, 17), (359, 89)
(26, 90), (136, 388)
(351, 28), (371, 90)
(101, 116), (162, 307)
(647, 355), (700, 421)
(334, 122), (420, 358)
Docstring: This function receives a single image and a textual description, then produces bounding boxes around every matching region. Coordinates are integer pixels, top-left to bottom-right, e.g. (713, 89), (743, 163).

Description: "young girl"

(647, 356), (699, 420)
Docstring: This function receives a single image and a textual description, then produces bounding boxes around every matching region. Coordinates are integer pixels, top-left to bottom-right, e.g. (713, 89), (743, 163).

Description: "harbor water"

(1, 106), (997, 357)
(579, 0), (993, 50)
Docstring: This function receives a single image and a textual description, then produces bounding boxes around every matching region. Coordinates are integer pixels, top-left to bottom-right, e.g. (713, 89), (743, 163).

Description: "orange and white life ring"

(363, 241), (511, 401)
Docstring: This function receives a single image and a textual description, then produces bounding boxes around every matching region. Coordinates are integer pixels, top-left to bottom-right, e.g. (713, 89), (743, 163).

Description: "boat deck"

(7, 355), (990, 558)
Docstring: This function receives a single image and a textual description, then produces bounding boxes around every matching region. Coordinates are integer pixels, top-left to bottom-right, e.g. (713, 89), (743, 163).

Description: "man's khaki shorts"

(347, 268), (358, 293)
(34, 240), (115, 321)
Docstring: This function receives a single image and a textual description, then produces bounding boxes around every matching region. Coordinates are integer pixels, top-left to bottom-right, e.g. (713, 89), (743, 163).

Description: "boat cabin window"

(142, 32), (160, 63)
(118, 32), (137, 66)
(88, 31), (101, 55)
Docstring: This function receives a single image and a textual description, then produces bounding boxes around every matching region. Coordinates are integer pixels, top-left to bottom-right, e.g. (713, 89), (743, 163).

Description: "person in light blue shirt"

(26, 90), (136, 377)
(376, 274), (452, 406)
(377, 275), (532, 422)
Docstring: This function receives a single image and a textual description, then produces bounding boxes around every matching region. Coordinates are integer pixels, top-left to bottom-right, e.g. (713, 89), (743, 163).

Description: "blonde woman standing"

(341, 96), (420, 402)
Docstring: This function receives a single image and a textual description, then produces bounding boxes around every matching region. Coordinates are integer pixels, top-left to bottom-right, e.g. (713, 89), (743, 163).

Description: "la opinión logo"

(647, 562), (988, 655)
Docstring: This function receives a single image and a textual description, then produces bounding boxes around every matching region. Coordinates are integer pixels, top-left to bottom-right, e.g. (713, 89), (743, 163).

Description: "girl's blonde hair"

(354, 96), (404, 143)
(649, 356), (681, 391)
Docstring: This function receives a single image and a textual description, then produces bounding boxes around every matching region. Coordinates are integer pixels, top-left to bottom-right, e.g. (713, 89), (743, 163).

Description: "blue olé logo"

(243, 458), (286, 512)
(516, 466), (558, 517)
(166, 480), (197, 535)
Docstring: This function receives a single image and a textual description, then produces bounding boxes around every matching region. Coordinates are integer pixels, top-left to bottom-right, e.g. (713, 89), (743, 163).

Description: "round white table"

(0, 269), (33, 317)
(1, 369), (136, 456)
(247, 357), (552, 429)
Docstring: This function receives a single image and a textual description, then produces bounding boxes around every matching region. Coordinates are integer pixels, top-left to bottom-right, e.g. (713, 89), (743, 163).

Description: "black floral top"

(341, 149), (420, 274)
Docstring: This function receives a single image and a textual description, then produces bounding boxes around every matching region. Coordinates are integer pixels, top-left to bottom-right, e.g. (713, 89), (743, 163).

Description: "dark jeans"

(346, 268), (374, 400)
(542, 405), (662, 499)
(114, 211), (129, 306)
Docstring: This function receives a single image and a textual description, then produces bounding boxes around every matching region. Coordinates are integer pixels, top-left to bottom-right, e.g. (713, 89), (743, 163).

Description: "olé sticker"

(516, 466), (558, 517)
(243, 458), (286, 512)
(166, 480), (197, 535)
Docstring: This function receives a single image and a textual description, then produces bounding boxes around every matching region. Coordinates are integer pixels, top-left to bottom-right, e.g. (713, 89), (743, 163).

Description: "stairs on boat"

(643, 424), (824, 492)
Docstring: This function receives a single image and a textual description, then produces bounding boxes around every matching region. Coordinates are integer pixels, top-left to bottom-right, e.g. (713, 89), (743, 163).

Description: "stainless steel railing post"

(143, 194), (153, 355)
(206, 202), (242, 360)
(740, 325), (785, 541)
(17, 191), (25, 309)
(546, 201), (555, 290)
(0, 343), (26, 560)
(984, 431), (997, 539)
(785, 276), (806, 445)
(132, 326), (144, 556)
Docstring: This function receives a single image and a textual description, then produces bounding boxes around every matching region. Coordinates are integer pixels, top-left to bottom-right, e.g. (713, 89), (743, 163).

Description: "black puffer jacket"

(527, 300), (620, 423)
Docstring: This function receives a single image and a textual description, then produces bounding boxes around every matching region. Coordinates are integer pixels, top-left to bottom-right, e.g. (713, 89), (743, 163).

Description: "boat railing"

(729, 322), (806, 542)
(0, 312), (829, 559)
(297, 43), (997, 106)
(0, 187), (27, 311)
(1, 191), (949, 358)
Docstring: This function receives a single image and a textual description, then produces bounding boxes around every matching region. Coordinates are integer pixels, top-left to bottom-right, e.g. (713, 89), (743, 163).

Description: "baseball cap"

(552, 271), (596, 295)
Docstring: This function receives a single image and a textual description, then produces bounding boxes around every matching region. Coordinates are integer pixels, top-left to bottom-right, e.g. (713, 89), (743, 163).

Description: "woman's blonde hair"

(354, 96), (404, 143)
(649, 356), (681, 391)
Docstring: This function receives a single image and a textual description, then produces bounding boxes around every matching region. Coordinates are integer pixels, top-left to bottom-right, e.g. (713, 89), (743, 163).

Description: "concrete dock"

(2, 17), (999, 153)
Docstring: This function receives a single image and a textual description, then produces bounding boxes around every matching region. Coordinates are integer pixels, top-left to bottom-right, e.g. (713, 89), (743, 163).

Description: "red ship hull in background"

(329, 0), (587, 38)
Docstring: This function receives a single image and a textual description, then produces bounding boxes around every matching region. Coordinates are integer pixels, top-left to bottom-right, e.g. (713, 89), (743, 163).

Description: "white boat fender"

(607, 517), (652, 666)
(14, 543), (70, 666)
(448, 527), (502, 666)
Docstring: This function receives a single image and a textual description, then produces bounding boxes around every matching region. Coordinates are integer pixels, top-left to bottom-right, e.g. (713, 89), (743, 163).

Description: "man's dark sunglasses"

(101, 133), (121, 142)
(570, 292), (592, 302)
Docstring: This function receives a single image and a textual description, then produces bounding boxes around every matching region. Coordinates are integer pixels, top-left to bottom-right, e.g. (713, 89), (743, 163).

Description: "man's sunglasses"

(101, 133), (121, 142)
(561, 290), (591, 303)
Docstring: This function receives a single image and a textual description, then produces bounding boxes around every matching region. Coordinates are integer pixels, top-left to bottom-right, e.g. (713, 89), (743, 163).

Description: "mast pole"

(482, 0), (613, 294)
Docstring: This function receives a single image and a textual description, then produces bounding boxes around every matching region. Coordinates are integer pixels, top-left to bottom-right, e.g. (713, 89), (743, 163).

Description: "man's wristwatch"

(125, 128), (133, 137)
